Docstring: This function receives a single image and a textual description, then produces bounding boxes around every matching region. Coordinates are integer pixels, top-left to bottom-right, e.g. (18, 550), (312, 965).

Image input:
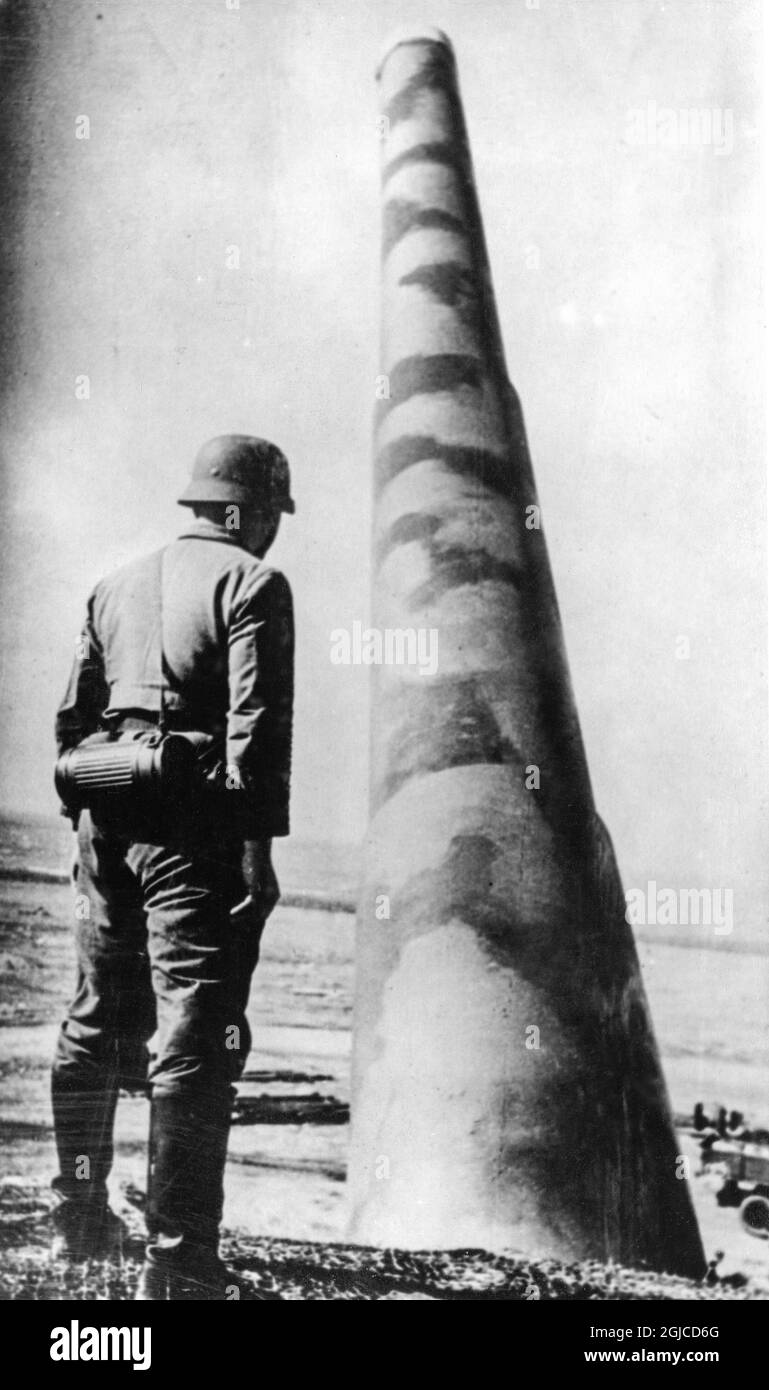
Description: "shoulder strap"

(149, 547), (169, 733)
(158, 548), (167, 733)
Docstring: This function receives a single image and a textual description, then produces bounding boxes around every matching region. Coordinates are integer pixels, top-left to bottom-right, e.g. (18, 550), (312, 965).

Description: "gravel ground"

(0, 1177), (765, 1301)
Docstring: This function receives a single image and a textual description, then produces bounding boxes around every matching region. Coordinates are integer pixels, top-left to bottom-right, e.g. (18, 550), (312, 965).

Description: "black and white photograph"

(0, 0), (765, 1343)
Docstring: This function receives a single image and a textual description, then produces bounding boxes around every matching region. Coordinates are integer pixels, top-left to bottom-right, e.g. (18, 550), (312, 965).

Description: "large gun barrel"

(346, 27), (704, 1277)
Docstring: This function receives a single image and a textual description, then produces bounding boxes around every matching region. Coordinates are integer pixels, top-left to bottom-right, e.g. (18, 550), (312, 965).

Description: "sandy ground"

(0, 877), (767, 1297)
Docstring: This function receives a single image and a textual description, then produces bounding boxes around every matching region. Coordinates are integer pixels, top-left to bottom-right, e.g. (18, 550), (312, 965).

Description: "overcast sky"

(0, 0), (764, 927)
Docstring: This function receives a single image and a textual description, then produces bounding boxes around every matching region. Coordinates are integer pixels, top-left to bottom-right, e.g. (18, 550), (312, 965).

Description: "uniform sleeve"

(55, 595), (109, 754)
(226, 570), (294, 837)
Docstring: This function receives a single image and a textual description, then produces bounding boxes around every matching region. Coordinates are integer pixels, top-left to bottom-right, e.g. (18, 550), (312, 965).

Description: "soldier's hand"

(240, 838), (281, 919)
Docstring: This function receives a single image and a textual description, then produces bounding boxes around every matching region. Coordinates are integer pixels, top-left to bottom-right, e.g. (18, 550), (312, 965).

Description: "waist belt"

(113, 712), (225, 738)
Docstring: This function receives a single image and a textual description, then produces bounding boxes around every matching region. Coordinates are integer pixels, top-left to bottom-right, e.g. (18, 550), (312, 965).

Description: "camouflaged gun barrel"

(346, 27), (705, 1278)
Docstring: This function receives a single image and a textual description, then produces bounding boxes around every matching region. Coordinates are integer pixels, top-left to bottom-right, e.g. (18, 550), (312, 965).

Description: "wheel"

(739, 1194), (769, 1238)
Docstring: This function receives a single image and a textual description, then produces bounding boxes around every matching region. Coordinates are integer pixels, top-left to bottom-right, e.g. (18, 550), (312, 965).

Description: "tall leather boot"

(50, 1068), (124, 1260)
(135, 1092), (236, 1300)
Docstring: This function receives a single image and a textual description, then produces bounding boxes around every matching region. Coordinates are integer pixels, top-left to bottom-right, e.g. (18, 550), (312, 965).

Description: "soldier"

(51, 435), (295, 1300)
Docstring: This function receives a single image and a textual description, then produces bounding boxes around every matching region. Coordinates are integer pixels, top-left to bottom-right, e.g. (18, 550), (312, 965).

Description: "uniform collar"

(176, 517), (248, 548)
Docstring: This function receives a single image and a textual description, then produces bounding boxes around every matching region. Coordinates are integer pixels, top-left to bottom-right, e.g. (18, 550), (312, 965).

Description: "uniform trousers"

(51, 806), (264, 1249)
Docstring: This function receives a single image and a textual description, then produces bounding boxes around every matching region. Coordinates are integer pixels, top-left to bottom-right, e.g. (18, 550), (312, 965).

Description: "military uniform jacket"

(56, 518), (294, 838)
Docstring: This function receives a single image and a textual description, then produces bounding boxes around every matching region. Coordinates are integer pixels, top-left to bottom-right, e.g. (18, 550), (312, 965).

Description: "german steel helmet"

(178, 435), (295, 513)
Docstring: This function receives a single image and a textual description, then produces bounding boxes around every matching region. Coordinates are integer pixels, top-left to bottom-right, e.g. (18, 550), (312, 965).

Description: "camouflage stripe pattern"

(347, 28), (704, 1277)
